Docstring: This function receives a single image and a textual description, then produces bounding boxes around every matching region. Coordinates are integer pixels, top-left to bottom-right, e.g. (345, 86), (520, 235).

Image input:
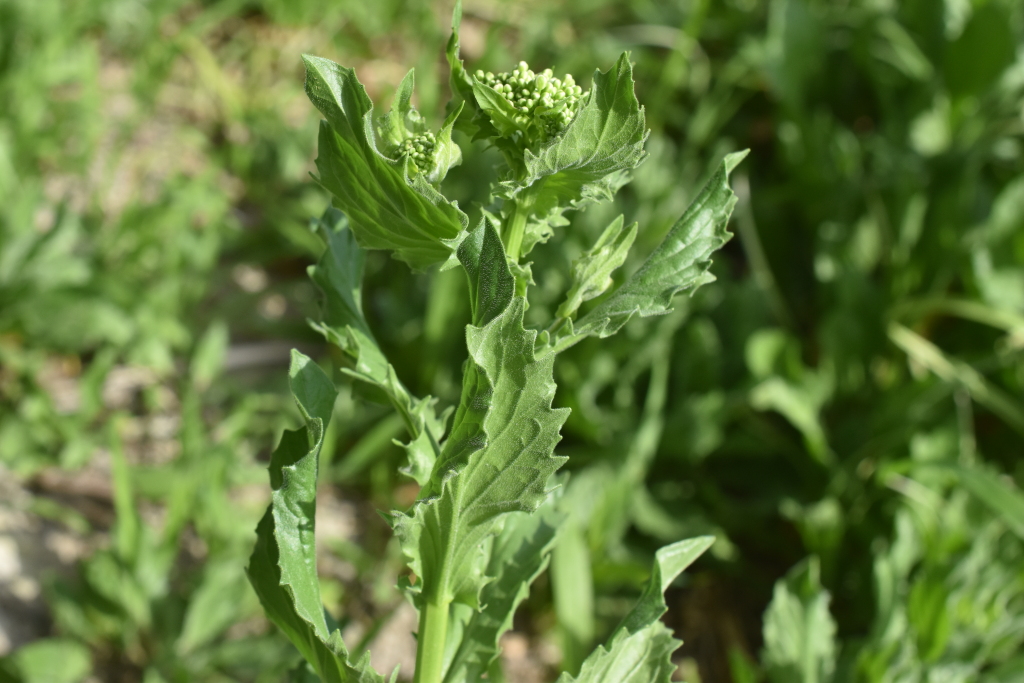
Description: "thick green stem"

(502, 192), (535, 262)
(414, 597), (450, 683)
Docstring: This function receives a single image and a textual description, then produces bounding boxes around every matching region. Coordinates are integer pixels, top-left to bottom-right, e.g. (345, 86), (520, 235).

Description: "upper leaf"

(551, 150), (748, 351)
(247, 352), (385, 683)
(559, 537), (714, 683)
(457, 217), (516, 327)
(308, 210), (446, 485)
(303, 55), (468, 270)
(445, 0), (487, 135)
(471, 80), (524, 139)
(374, 69), (419, 151)
(393, 220), (569, 612)
(557, 215), (638, 321)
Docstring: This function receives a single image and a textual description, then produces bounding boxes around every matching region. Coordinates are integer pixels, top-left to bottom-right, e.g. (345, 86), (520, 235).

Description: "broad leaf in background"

(858, 468), (1024, 683)
(303, 55), (468, 270)
(247, 351), (385, 683)
(554, 151), (746, 349)
(176, 557), (253, 655)
(0, 639), (91, 683)
(558, 536), (714, 683)
(762, 557), (837, 683)
(931, 464), (1024, 541)
(308, 209), (446, 485)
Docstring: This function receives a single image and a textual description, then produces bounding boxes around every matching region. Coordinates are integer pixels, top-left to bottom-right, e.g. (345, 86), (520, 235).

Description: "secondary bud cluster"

(475, 61), (587, 139)
(396, 131), (436, 176)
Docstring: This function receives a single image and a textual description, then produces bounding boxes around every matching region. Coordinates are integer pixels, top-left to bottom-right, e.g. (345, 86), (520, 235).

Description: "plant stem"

(545, 315), (568, 337)
(502, 192), (535, 262)
(414, 597), (450, 683)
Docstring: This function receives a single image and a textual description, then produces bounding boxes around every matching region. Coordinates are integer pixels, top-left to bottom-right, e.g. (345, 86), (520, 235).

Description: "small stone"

(0, 538), (21, 582)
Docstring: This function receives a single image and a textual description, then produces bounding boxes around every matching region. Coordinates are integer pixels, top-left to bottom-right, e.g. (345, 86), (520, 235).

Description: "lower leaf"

(558, 536), (714, 683)
(247, 351), (386, 683)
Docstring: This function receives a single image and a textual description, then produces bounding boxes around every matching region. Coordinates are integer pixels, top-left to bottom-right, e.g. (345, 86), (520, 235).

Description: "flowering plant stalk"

(246, 4), (746, 681)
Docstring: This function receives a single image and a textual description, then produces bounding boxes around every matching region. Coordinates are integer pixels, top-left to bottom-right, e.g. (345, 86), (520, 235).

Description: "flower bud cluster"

(475, 61), (587, 139)
(396, 131), (436, 175)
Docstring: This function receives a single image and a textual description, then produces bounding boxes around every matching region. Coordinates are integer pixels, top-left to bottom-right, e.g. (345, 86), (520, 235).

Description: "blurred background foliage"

(1, 0), (1023, 681)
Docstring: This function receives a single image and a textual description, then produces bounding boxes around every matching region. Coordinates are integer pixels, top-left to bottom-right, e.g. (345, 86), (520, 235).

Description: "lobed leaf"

(552, 150), (748, 351)
(559, 536), (714, 683)
(393, 219), (569, 614)
(444, 503), (563, 683)
(303, 55), (468, 270)
(247, 351), (386, 682)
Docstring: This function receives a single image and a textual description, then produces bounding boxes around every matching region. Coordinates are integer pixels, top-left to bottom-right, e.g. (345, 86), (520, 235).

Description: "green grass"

(1, 0), (1022, 681)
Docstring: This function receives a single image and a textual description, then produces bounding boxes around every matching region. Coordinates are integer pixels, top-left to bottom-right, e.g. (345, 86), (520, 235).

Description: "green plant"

(246, 4), (746, 682)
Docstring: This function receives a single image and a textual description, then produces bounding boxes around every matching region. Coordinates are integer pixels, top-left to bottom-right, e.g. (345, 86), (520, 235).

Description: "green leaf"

(749, 375), (833, 465)
(8, 639), (91, 683)
(762, 556), (837, 683)
(457, 218), (516, 327)
(308, 209), (372, 343)
(444, 503), (563, 683)
(944, 4), (1016, 98)
(888, 322), (1024, 437)
(554, 150), (747, 350)
(471, 81), (524, 138)
(558, 537), (714, 683)
(373, 70), (464, 186)
(189, 320), (228, 391)
(926, 464), (1024, 541)
(393, 226), (569, 612)
(308, 210), (446, 485)
(872, 17), (932, 82)
(303, 55), (468, 270)
(177, 557), (252, 655)
(445, 0), (479, 124)
(374, 69), (418, 151)
(248, 353), (336, 643)
(906, 575), (951, 663)
(551, 518), (595, 673)
(428, 102), (465, 186)
(247, 351), (385, 682)
(556, 215), (638, 320)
